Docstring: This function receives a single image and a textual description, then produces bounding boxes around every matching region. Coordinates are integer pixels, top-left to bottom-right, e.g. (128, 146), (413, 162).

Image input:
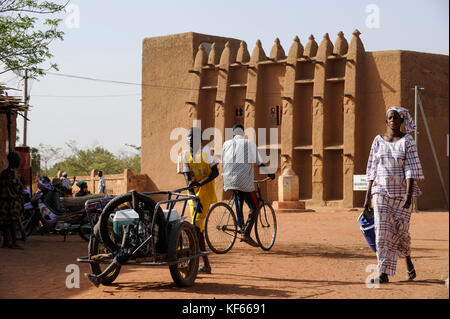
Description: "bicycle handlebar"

(254, 177), (272, 184)
(172, 185), (198, 193)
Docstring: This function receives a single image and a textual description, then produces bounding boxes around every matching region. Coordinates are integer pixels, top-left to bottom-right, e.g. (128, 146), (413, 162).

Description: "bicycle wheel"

(88, 235), (121, 285)
(255, 203), (277, 251)
(204, 202), (237, 254)
(168, 221), (199, 287)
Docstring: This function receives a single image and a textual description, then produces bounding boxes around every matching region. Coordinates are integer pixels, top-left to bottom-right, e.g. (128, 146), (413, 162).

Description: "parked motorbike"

(21, 177), (111, 241)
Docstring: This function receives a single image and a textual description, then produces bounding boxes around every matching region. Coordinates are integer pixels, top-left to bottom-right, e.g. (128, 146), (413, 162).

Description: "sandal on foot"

(407, 268), (416, 281)
(198, 265), (212, 274)
(371, 273), (389, 284)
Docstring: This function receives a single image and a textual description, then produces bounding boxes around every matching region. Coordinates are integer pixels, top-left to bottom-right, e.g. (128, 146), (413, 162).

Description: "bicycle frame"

(227, 178), (268, 227)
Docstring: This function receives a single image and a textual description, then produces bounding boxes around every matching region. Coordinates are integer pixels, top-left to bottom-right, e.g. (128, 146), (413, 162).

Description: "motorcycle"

(21, 177), (112, 241)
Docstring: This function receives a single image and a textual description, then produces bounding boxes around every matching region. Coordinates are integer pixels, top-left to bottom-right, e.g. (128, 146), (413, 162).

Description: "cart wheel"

(204, 202), (237, 254)
(168, 221), (199, 287)
(98, 193), (165, 254)
(255, 202), (277, 251)
(88, 235), (121, 285)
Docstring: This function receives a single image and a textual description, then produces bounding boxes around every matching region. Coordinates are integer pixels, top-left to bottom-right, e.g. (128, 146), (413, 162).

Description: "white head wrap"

(386, 106), (416, 133)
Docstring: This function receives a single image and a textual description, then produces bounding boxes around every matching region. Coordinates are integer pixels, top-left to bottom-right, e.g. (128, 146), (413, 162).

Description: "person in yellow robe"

(178, 127), (218, 274)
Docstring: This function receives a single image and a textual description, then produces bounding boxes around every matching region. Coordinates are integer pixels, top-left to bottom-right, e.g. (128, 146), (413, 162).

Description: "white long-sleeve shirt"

(221, 135), (263, 192)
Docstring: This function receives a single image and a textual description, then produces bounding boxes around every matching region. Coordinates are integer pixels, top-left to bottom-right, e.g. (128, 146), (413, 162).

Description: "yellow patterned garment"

(178, 147), (217, 231)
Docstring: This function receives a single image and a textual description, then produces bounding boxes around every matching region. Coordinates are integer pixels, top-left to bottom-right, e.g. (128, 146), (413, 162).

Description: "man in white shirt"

(221, 124), (275, 247)
(98, 171), (106, 194)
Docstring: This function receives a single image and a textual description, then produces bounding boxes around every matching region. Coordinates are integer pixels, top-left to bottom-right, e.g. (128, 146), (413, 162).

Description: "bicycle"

(204, 177), (277, 253)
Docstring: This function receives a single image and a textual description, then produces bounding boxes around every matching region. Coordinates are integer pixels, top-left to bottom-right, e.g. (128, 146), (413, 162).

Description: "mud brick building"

(141, 31), (449, 210)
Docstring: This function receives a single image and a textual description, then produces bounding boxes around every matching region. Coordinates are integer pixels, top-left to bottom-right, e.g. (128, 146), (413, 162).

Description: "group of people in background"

(55, 170), (107, 198)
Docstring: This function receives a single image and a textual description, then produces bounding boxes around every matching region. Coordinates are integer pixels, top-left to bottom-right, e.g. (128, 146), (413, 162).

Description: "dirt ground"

(0, 207), (448, 299)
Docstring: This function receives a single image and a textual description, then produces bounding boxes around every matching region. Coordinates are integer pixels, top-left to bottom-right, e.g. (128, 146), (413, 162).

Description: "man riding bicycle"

(221, 124), (275, 247)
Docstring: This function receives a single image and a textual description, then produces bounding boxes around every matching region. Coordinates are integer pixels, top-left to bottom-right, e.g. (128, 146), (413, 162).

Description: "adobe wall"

(141, 32), (241, 196)
(63, 169), (152, 196)
(400, 52), (449, 210)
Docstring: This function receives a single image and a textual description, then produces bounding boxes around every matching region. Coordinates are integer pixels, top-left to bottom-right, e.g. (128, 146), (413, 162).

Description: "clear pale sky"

(1, 0), (449, 155)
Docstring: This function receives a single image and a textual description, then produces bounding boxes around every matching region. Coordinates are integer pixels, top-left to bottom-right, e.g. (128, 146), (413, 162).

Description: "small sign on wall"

(353, 175), (369, 191)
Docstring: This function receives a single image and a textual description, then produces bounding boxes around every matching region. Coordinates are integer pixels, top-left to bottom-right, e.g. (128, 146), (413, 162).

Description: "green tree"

(55, 142), (122, 176)
(0, 0), (67, 78)
(38, 142), (142, 177)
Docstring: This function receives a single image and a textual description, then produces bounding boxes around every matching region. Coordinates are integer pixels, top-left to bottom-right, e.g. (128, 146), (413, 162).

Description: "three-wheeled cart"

(77, 187), (208, 287)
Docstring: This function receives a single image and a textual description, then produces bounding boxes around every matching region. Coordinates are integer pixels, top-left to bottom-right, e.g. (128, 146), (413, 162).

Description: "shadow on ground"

(104, 281), (292, 298)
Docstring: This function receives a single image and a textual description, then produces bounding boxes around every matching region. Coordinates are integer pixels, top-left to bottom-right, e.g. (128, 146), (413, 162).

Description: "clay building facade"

(141, 32), (449, 210)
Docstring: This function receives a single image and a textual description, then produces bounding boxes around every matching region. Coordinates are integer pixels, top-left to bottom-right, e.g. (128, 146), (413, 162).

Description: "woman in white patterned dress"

(364, 106), (424, 284)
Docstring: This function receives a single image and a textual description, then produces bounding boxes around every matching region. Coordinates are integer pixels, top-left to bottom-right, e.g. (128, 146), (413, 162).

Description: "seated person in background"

(75, 180), (91, 197)
(51, 178), (65, 196)
(61, 172), (76, 197)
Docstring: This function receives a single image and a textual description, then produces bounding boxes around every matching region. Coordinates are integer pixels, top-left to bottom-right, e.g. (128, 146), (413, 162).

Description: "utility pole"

(414, 86), (419, 152)
(413, 85), (420, 211)
(22, 69), (29, 146)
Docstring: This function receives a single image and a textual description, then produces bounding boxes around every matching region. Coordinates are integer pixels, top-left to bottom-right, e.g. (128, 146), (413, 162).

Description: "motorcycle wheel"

(98, 193), (165, 254)
(20, 208), (37, 237)
(79, 220), (92, 242)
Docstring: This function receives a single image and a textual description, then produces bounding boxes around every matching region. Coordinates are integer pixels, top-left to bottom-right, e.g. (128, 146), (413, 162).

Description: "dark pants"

(234, 190), (259, 235)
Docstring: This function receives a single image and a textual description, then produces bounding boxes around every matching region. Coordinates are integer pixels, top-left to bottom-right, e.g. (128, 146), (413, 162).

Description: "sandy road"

(0, 209), (448, 299)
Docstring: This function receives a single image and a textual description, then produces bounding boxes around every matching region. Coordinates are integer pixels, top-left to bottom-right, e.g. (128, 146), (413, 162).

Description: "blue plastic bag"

(357, 211), (377, 252)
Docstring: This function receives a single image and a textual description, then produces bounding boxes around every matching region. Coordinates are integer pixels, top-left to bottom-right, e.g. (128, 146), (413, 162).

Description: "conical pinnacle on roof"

(333, 31), (348, 55)
(194, 44), (208, 68)
(352, 29), (361, 37)
(317, 32), (334, 58)
(219, 41), (232, 65)
(348, 29), (365, 55)
(236, 41), (250, 63)
(208, 42), (219, 65)
(304, 34), (318, 57)
(287, 35), (304, 61)
(269, 37), (286, 61)
(250, 39), (267, 63)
